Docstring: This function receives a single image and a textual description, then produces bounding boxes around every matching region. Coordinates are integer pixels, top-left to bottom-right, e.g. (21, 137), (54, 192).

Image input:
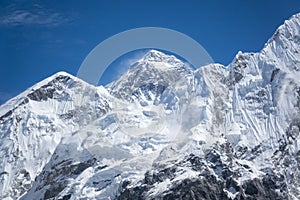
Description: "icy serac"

(1, 13), (300, 200)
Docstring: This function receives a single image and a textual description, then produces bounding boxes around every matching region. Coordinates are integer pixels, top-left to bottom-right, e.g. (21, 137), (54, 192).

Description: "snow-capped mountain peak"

(0, 71), (83, 116)
(140, 49), (185, 66)
(108, 50), (193, 103)
(267, 12), (300, 46)
(0, 71), (112, 199)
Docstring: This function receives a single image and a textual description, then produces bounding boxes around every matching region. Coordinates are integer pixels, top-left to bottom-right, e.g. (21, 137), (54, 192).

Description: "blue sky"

(1, 0), (300, 104)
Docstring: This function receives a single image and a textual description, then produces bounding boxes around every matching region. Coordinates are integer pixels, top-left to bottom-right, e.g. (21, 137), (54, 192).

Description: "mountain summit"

(1, 13), (300, 199)
(141, 50), (187, 65)
(108, 49), (192, 103)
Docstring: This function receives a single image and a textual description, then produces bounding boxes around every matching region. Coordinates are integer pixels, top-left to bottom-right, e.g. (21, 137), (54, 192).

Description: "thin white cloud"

(0, 3), (71, 26)
(116, 50), (146, 73)
(120, 51), (145, 68)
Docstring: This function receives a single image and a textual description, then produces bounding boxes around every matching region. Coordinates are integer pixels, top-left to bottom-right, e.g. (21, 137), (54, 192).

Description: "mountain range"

(1, 13), (300, 200)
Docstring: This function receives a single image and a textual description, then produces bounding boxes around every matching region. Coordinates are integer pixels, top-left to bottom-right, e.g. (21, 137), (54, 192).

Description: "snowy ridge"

(1, 13), (300, 200)
(0, 72), (78, 116)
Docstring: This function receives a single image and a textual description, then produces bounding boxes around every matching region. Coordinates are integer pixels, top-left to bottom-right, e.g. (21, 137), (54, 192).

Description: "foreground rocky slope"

(0, 13), (300, 200)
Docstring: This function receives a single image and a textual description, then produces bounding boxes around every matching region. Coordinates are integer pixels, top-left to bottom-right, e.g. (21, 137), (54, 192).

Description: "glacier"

(0, 13), (300, 199)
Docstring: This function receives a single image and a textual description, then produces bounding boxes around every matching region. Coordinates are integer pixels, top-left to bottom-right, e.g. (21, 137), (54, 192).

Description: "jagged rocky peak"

(0, 72), (74, 122)
(141, 49), (185, 65)
(139, 49), (192, 73)
(108, 50), (193, 103)
(267, 12), (300, 45)
(29, 71), (79, 90)
(228, 13), (300, 85)
(26, 72), (77, 102)
(260, 13), (300, 72)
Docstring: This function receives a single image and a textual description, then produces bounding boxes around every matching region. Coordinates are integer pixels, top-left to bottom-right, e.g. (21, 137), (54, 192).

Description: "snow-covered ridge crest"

(0, 71), (93, 117)
(140, 49), (186, 66)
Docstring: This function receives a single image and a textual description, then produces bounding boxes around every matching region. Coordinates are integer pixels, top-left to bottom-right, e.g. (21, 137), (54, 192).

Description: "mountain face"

(1, 13), (300, 200)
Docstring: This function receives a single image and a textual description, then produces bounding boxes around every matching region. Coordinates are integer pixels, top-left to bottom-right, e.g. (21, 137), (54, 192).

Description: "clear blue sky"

(1, 0), (300, 104)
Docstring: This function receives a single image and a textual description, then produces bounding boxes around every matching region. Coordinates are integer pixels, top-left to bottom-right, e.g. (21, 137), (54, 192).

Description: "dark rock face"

(132, 83), (167, 104)
(0, 98), (28, 122)
(40, 158), (96, 199)
(27, 75), (72, 102)
(270, 68), (280, 82)
(27, 87), (56, 101)
(21, 145), (97, 200)
(240, 177), (286, 200)
(230, 54), (248, 85)
(118, 147), (288, 200)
